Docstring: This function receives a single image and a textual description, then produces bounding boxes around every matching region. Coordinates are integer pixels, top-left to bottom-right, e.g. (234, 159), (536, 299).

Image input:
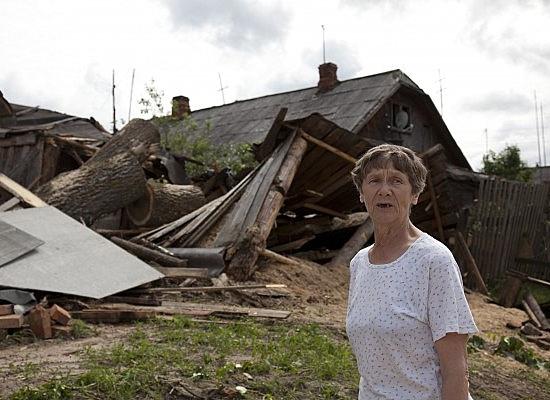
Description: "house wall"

(0, 133), (44, 203)
(358, 89), (442, 154)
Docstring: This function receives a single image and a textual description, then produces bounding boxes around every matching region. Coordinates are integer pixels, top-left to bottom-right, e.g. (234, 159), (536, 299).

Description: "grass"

(8, 317), (359, 400)
(6, 318), (550, 400)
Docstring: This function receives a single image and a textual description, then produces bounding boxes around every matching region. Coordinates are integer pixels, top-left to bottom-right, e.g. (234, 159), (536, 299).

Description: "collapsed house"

(0, 64), (549, 332)
(0, 92), (110, 204)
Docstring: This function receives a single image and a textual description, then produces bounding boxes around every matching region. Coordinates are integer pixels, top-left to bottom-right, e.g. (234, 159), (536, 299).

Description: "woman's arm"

(434, 332), (470, 400)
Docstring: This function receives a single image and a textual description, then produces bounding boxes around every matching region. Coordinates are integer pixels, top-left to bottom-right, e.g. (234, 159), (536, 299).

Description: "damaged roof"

(157, 69), (419, 146)
(1, 100), (111, 141)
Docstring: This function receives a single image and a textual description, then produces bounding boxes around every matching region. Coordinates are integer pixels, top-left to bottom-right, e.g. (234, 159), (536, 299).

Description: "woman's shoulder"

(350, 246), (372, 268)
(414, 233), (456, 265)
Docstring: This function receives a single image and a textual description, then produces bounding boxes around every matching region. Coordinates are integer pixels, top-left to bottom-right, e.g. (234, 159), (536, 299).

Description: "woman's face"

(360, 163), (419, 225)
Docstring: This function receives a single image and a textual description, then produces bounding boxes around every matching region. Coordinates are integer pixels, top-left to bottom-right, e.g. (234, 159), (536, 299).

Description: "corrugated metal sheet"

(0, 206), (163, 299)
(157, 70), (408, 145)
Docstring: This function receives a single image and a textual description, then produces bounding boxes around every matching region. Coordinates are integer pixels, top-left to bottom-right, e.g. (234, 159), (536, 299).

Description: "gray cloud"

(462, 91), (533, 114)
(339, 0), (411, 12)
(303, 40), (362, 80)
(465, 0), (550, 74)
(162, 0), (291, 51)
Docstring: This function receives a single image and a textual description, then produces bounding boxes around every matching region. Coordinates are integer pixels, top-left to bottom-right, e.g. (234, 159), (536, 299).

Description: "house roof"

(1, 102), (111, 142)
(156, 68), (471, 169)
(157, 69), (419, 145)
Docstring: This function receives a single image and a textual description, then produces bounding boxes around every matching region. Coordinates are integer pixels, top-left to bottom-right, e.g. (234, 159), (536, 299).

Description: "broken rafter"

(128, 283), (286, 294)
(0, 173), (48, 208)
(301, 131), (357, 164)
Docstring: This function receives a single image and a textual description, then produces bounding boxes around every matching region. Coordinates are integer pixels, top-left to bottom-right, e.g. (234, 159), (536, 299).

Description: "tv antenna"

(112, 69), (117, 134)
(535, 90), (541, 166)
(321, 25), (326, 63)
(128, 68), (135, 122)
(218, 72), (228, 105)
(484, 128), (488, 153)
(541, 102), (546, 166)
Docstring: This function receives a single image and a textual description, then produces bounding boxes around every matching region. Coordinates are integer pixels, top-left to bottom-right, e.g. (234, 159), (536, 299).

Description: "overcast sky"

(1, 0), (549, 169)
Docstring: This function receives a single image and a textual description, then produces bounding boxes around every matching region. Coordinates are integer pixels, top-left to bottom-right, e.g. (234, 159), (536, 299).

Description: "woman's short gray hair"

(351, 144), (428, 196)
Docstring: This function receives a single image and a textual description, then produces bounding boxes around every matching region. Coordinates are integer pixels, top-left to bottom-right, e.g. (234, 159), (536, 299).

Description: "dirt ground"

(1, 257), (549, 399)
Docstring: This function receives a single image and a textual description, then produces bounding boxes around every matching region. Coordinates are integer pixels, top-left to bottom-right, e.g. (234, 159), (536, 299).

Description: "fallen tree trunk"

(35, 151), (148, 223)
(35, 119), (160, 223)
(88, 118), (160, 164)
(125, 182), (206, 227)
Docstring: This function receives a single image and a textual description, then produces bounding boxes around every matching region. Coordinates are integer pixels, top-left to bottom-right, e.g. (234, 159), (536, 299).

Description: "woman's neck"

(373, 219), (421, 249)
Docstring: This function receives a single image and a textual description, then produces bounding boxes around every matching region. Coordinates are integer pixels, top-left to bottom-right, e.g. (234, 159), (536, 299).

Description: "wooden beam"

(128, 283), (287, 294)
(455, 232), (489, 295)
(301, 131), (357, 164)
(427, 171), (445, 241)
(0, 173), (48, 208)
(260, 248), (304, 267)
(269, 235), (315, 253)
(524, 291), (550, 330)
(522, 300), (543, 329)
(328, 217), (374, 268)
(0, 197), (20, 212)
(154, 266), (208, 278)
(302, 203), (347, 219)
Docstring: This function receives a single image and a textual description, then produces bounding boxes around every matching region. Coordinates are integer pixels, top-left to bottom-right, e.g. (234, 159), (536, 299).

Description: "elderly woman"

(346, 144), (478, 400)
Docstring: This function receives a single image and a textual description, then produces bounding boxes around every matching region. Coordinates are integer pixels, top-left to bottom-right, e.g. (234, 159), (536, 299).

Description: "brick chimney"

(172, 96), (190, 119)
(317, 62), (339, 93)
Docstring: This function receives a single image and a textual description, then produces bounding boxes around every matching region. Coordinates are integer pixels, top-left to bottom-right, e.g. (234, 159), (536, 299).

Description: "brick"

(0, 314), (23, 329)
(49, 304), (71, 326)
(52, 325), (72, 337)
(29, 305), (52, 339)
(0, 304), (13, 316)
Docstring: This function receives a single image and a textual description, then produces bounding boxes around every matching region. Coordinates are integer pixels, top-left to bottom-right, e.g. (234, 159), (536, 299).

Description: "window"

(391, 103), (412, 132)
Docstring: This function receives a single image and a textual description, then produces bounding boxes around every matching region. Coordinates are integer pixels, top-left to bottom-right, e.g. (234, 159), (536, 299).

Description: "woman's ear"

(411, 192), (419, 205)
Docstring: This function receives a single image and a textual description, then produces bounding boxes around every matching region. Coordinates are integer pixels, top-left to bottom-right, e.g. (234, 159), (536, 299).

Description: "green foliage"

(467, 334), (487, 353)
(496, 336), (550, 370)
(481, 145), (532, 182)
(160, 114), (257, 177)
(138, 78), (165, 118)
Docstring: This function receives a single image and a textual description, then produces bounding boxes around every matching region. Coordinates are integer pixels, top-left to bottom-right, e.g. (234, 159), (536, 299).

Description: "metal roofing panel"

(0, 207), (163, 299)
(0, 220), (44, 267)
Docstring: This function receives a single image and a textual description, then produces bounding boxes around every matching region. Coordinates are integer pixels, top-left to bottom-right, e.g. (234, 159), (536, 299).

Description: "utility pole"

(217, 72), (228, 105)
(535, 90), (541, 166)
(128, 68), (135, 122)
(541, 102), (546, 166)
(112, 69), (117, 134)
(321, 25), (326, 63)
(484, 128), (488, 154)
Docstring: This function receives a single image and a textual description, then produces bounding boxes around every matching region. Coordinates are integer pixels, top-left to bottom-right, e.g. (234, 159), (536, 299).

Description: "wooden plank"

(261, 248), (304, 267)
(161, 301), (291, 319)
(0, 173), (47, 208)
(301, 131), (357, 164)
(0, 197), (21, 212)
(522, 300), (543, 328)
(72, 309), (158, 323)
(269, 235), (315, 253)
(329, 217), (374, 268)
(456, 231), (489, 295)
(302, 203), (347, 219)
(0, 133), (37, 147)
(427, 170), (444, 241)
(154, 266), (208, 278)
(524, 291), (550, 330)
(129, 283), (287, 294)
(102, 296), (161, 306)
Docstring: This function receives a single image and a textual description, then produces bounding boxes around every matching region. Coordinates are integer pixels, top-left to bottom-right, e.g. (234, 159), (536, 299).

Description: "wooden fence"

(467, 178), (549, 282)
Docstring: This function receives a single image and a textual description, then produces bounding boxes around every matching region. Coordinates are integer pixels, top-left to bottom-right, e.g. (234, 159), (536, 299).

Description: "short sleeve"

(427, 250), (478, 342)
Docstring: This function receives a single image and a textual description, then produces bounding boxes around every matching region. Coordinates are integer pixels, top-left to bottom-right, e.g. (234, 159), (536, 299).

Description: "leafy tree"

(138, 79), (165, 118)
(481, 145), (532, 182)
